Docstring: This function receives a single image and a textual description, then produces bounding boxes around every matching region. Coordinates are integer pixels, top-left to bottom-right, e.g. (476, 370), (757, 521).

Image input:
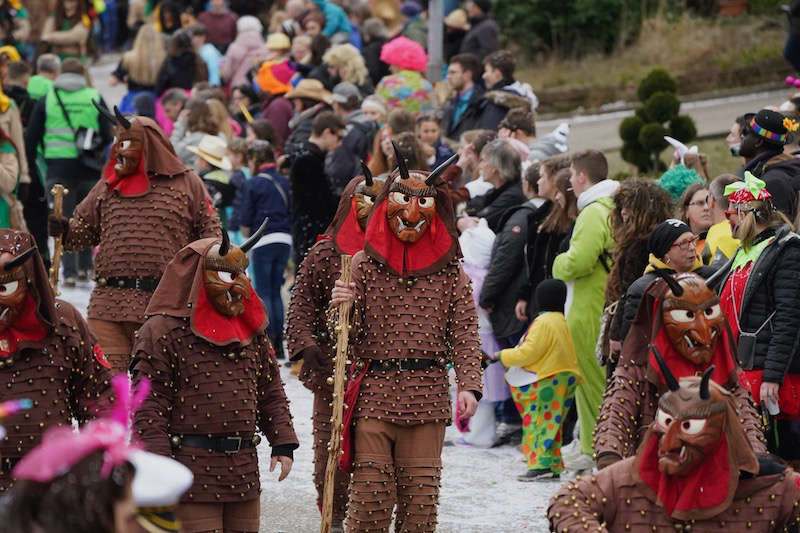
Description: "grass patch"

(606, 136), (740, 179)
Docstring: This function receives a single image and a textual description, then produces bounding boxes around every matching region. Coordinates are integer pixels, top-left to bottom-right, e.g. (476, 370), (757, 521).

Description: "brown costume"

(340, 154), (482, 532)
(59, 113), (220, 373)
(596, 273), (766, 466)
(131, 233), (298, 533)
(285, 172), (384, 525)
(550, 363), (800, 533)
(0, 228), (111, 491)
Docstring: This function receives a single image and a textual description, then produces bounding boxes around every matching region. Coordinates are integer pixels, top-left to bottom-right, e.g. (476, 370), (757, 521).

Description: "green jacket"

(27, 75), (53, 101)
(43, 84), (100, 159)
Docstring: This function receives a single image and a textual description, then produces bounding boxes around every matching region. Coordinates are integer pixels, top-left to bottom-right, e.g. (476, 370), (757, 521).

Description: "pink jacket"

(220, 31), (265, 89)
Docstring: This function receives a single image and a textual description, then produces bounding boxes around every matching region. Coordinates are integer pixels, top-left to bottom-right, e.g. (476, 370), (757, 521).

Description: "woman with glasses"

(716, 172), (800, 464)
(677, 182), (713, 262)
(616, 218), (716, 348)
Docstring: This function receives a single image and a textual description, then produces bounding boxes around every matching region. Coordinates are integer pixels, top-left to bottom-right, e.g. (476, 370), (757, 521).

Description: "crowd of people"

(0, 0), (798, 532)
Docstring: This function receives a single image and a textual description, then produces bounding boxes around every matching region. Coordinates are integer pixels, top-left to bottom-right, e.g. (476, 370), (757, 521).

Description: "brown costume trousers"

(312, 388), (351, 521)
(346, 419), (445, 533)
(178, 498), (260, 532)
(88, 319), (140, 374)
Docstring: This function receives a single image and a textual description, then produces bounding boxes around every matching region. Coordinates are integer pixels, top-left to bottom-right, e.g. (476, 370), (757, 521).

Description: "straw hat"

(285, 78), (333, 104)
(187, 135), (232, 171)
(444, 8), (470, 31)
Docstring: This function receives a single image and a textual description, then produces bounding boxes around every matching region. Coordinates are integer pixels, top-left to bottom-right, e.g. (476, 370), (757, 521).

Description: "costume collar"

(191, 280), (267, 347)
(731, 235), (773, 271)
(576, 179), (619, 211)
(332, 197), (365, 256)
(103, 154), (150, 197)
(0, 294), (48, 357)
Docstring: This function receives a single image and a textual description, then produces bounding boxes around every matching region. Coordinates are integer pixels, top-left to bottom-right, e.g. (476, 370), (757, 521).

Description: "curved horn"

(218, 229), (230, 257)
(391, 140), (410, 180)
(652, 268), (684, 297)
(92, 99), (117, 125)
(240, 218), (270, 253)
(3, 246), (37, 271)
(699, 365), (714, 400)
(425, 153), (458, 186)
(360, 160), (373, 187)
(114, 106), (131, 129)
(651, 344), (679, 392)
(705, 252), (736, 291)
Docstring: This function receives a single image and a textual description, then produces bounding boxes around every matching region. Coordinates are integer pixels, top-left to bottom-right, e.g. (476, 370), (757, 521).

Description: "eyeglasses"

(688, 195), (711, 208)
(670, 236), (699, 251)
(724, 207), (755, 220)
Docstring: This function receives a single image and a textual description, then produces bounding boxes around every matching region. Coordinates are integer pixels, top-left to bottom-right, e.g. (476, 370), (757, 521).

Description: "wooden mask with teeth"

(0, 249), (34, 333)
(94, 101), (144, 178)
(386, 142), (437, 243)
(658, 271), (724, 366)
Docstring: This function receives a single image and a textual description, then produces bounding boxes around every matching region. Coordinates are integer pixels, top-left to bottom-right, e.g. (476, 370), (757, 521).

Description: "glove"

(48, 214), (69, 238)
(596, 452), (622, 470)
(299, 345), (325, 371)
(15, 182), (29, 203)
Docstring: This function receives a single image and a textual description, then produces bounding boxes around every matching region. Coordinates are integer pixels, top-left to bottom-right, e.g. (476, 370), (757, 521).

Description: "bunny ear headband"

(664, 136), (698, 166)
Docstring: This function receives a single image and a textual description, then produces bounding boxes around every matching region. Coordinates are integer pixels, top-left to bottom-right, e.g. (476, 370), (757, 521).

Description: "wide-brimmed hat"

(380, 36), (428, 72)
(444, 8), (470, 30)
(187, 135), (232, 171)
(285, 78), (333, 104)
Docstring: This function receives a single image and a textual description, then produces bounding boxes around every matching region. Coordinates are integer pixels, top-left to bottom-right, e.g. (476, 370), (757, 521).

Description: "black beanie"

(648, 219), (692, 259)
(750, 109), (789, 146)
(472, 0), (491, 15)
(536, 279), (567, 313)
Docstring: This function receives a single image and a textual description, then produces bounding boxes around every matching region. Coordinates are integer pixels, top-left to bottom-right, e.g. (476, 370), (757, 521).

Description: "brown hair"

(539, 168), (577, 234)
(540, 154), (571, 180)
(676, 182), (709, 225)
(483, 50), (515, 80)
(571, 150), (607, 184)
(186, 99), (218, 135)
(683, 152), (710, 182)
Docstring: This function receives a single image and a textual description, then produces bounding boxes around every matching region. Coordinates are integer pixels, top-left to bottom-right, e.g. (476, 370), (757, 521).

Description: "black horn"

(240, 218), (270, 253)
(705, 253), (736, 291)
(218, 229), (230, 257)
(425, 153), (458, 186)
(3, 246), (36, 271)
(652, 268), (684, 297)
(114, 106), (131, 129)
(391, 140), (410, 180)
(651, 344), (679, 392)
(92, 99), (117, 125)
(361, 160), (373, 187)
(699, 365), (714, 400)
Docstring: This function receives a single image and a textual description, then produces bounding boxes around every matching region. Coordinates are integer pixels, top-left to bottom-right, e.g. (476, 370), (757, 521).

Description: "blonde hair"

(122, 24), (166, 87)
(207, 99), (234, 140)
(734, 200), (792, 248)
(322, 44), (369, 86)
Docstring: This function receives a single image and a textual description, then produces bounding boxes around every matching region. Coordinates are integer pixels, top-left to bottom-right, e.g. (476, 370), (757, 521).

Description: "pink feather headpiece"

(13, 375), (150, 482)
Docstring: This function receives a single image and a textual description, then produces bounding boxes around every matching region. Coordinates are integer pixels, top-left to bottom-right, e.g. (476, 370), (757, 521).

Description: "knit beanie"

(648, 219), (691, 259)
(536, 279), (567, 314)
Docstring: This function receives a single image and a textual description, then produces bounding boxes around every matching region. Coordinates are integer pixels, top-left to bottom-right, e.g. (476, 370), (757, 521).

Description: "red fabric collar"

(363, 201), (454, 276)
(333, 197), (366, 256)
(191, 282), (267, 346)
(649, 298), (738, 387)
(103, 157), (150, 197)
(0, 295), (47, 357)
(637, 432), (731, 517)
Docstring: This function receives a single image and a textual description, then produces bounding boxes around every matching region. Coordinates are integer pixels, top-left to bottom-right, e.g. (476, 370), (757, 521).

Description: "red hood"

(331, 197), (366, 256)
(0, 294), (47, 357)
(103, 156), (150, 197)
(192, 280), (268, 347)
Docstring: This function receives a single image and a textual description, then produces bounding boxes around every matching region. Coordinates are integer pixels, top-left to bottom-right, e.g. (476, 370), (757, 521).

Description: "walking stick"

(320, 254), (352, 533)
(49, 184), (68, 294)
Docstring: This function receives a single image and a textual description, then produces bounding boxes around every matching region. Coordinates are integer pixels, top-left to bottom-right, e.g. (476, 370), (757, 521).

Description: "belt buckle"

(224, 436), (243, 454)
(396, 359), (409, 371)
(134, 278), (142, 291)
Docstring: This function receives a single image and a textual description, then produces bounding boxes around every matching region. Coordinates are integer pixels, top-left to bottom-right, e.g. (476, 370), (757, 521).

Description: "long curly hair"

(323, 44), (369, 87)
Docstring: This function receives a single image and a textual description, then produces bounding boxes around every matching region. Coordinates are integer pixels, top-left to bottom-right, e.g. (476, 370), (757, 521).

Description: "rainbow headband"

(749, 117), (788, 144)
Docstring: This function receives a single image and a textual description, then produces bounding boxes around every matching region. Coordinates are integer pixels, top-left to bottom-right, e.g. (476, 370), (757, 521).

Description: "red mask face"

(203, 244), (252, 317)
(0, 252), (28, 333)
(386, 175), (437, 243)
(653, 381), (725, 476)
(661, 274), (724, 366)
(109, 121), (145, 177)
(354, 177), (386, 230)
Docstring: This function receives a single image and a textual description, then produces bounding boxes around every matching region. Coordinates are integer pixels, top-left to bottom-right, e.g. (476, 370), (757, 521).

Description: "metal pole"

(427, 0), (444, 83)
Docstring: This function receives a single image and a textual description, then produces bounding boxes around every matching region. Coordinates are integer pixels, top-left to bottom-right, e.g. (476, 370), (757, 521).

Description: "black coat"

(480, 199), (545, 339)
(466, 179), (525, 233)
(325, 112), (377, 196)
(606, 238), (650, 342)
(363, 38), (390, 87)
(155, 52), (205, 96)
(459, 16), (499, 61)
(744, 150), (800, 221)
(441, 84), (487, 142)
(717, 225), (800, 384)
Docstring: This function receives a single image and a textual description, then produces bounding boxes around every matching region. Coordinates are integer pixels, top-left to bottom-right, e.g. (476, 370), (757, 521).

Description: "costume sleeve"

(732, 382), (768, 455)
(63, 180), (104, 251)
(552, 203), (610, 282)
(762, 244), (800, 384)
(777, 469), (800, 529)
(187, 172), (222, 240)
(499, 319), (546, 368)
(130, 324), (176, 457)
(256, 340), (299, 452)
(285, 245), (322, 359)
(448, 267), (483, 395)
(595, 358), (648, 461)
(65, 306), (113, 423)
(547, 471), (613, 532)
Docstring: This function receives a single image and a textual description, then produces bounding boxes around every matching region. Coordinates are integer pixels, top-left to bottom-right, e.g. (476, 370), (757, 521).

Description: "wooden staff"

(49, 185), (68, 294)
(320, 254), (353, 533)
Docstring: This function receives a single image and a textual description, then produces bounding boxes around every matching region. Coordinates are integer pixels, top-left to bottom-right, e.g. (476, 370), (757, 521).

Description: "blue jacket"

(312, 0), (351, 37)
(240, 165), (292, 235)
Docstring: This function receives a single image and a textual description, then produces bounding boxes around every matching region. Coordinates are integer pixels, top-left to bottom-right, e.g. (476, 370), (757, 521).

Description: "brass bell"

(326, 376), (334, 386)
(252, 434), (261, 446)
(170, 435), (181, 446)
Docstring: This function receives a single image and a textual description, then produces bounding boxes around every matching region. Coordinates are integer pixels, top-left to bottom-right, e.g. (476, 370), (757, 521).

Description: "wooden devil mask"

(203, 220), (269, 317)
(0, 248), (35, 334)
(354, 162), (386, 231)
(656, 271), (724, 366)
(94, 101), (144, 178)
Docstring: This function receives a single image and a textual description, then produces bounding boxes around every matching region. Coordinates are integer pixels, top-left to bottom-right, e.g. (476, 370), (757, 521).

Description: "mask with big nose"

(203, 219), (270, 317)
(0, 248), (36, 333)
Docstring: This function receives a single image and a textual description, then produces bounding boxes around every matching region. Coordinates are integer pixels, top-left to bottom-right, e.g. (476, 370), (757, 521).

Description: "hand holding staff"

(320, 254), (353, 533)
(49, 185), (68, 294)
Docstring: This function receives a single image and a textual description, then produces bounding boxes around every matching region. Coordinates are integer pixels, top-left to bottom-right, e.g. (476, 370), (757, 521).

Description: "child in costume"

(492, 279), (579, 481)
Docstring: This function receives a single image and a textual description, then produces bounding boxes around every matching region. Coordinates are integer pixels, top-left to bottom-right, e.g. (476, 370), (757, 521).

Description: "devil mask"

(95, 102), (144, 178)
(659, 271), (724, 365)
(354, 162), (386, 231)
(0, 248), (35, 334)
